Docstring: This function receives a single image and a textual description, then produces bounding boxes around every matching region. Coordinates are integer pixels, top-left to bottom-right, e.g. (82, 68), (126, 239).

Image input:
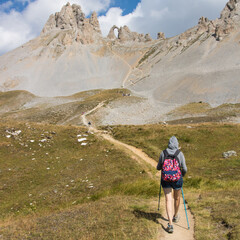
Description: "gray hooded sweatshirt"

(157, 136), (187, 176)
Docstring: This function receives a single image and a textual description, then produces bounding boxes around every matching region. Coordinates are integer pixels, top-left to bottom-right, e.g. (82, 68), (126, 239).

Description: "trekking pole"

(181, 188), (190, 230)
(157, 178), (162, 211)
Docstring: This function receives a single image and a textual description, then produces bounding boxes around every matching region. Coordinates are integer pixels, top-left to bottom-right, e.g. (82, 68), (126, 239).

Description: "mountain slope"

(0, 0), (240, 106)
(127, 0), (240, 105)
(0, 3), (150, 97)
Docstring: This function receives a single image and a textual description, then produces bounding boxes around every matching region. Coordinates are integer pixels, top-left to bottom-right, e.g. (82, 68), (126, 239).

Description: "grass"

(0, 89), (131, 125)
(0, 90), (35, 113)
(105, 123), (240, 239)
(168, 102), (211, 115)
(167, 102), (240, 124)
(180, 33), (205, 54)
(1, 90), (240, 238)
(0, 121), (159, 239)
(0, 196), (158, 240)
(138, 47), (157, 66)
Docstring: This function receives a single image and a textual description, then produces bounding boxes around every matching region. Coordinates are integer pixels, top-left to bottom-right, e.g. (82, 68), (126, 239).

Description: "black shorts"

(161, 177), (183, 190)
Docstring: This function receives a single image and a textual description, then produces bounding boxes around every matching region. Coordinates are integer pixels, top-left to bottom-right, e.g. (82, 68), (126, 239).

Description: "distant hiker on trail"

(88, 121), (91, 126)
(157, 136), (187, 233)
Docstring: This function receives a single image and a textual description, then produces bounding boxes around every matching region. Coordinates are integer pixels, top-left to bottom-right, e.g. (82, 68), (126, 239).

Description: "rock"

(6, 129), (22, 137)
(107, 25), (119, 40)
(62, 33), (73, 45)
(78, 138), (87, 142)
(72, 4), (85, 28)
(41, 3), (102, 45)
(90, 11), (101, 34)
(198, 17), (210, 25)
(221, 0), (240, 19)
(157, 32), (165, 40)
(55, 3), (77, 30)
(222, 150), (237, 158)
(108, 25), (152, 43)
(41, 14), (56, 34)
(118, 25), (133, 42)
(215, 22), (234, 41)
(197, 17), (210, 34)
(145, 34), (152, 42)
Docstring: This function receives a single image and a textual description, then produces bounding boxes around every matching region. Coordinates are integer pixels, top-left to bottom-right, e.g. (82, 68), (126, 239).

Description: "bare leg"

(163, 188), (173, 225)
(173, 189), (181, 217)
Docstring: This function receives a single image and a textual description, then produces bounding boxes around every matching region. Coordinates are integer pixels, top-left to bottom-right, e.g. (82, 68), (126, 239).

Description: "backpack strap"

(162, 150), (169, 166)
(163, 149), (181, 164)
(163, 149), (168, 158)
(174, 149), (180, 158)
(174, 149), (181, 167)
(164, 149), (180, 158)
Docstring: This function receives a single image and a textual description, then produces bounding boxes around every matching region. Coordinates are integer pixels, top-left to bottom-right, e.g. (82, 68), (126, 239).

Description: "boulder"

(144, 34), (152, 42)
(222, 150), (237, 158)
(157, 32), (165, 40)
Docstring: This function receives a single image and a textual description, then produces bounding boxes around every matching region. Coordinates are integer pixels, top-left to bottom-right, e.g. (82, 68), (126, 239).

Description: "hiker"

(157, 136), (187, 233)
(88, 121), (91, 126)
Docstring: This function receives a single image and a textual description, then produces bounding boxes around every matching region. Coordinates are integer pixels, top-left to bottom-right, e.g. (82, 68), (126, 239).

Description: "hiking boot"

(173, 215), (180, 223)
(166, 223), (173, 233)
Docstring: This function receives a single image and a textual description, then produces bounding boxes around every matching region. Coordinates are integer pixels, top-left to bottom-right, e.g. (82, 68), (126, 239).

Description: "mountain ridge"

(0, 0), (240, 106)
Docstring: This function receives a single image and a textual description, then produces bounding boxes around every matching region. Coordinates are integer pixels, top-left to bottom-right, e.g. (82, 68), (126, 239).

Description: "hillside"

(0, 121), (160, 239)
(106, 123), (240, 239)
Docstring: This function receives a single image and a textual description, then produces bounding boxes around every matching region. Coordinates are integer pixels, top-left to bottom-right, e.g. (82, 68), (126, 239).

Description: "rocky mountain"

(41, 3), (102, 44)
(126, 0), (240, 105)
(0, 2), (151, 97)
(0, 0), (240, 107)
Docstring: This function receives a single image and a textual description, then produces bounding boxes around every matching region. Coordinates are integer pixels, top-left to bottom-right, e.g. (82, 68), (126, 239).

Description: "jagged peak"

(41, 3), (101, 35)
(220, 0), (240, 20)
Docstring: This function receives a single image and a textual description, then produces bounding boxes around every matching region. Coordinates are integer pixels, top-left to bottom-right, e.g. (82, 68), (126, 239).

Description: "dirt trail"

(109, 48), (146, 88)
(82, 106), (195, 240)
(81, 102), (105, 127)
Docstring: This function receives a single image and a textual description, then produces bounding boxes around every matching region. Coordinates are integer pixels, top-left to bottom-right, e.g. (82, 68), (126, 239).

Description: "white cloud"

(0, 10), (34, 54)
(99, 0), (228, 38)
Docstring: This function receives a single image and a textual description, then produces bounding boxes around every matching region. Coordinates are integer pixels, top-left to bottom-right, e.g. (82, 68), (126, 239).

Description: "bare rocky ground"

(1, 89), (240, 126)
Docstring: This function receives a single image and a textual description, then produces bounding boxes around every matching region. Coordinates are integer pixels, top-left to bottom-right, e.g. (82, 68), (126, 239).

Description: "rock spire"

(41, 3), (102, 44)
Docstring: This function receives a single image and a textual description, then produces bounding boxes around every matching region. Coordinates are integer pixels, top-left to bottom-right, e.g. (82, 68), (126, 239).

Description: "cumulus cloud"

(99, 0), (228, 38)
(0, 0), (229, 55)
(0, 0), (110, 55)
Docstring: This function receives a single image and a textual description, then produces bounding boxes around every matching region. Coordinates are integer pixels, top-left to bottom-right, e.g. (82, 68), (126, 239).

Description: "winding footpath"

(81, 104), (195, 240)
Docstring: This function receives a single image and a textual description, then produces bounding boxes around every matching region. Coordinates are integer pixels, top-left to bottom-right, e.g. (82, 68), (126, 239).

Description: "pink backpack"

(162, 149), (182, 182)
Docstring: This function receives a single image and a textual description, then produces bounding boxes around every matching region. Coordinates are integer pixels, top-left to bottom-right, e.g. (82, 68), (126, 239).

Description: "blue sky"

(0, 0), (228, 55)
(109, 0), (140, 15)
(0, 0), (31, 13)
(0, 0), (141, 15)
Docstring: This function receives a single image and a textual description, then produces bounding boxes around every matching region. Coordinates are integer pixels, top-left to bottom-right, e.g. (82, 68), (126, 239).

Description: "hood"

(168, 136), (179, 150)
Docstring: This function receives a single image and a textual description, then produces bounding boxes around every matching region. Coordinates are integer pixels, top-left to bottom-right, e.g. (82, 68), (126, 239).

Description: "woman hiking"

(157, 136), (187, 233)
